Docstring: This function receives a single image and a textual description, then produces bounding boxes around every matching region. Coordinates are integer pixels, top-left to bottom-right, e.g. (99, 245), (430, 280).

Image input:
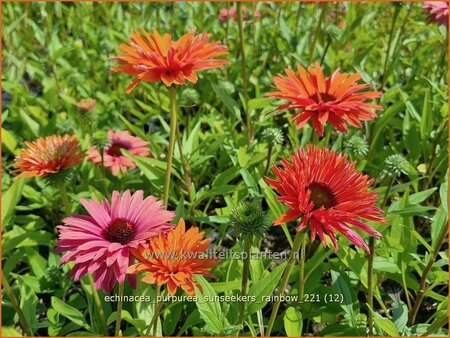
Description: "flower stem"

(237, 2), (251, 145)
(381, 6), (400, 90)
(408, 219), (448, 325)
(298, 232), (307, 307)
(1, 273), (33, 336)
(266, 231), (303, 336)
(114, 283), (124, 336)
(368, 175), (394, 335)
(308, 3), (328, 64)
(87, 274), (108, 336)
(320, 38), (332, 65)
(163, 86), (177, 208)
(237, 235), (253, 333)
(264, 143), (273, 177)
(150, 285), (162, 336)
(58, 181), (71, 216)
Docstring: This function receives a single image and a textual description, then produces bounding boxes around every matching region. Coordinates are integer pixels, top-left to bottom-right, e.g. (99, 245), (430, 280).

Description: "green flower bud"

(261, 128), (284, 146)
(325, 25), (342, 41)
(57, 120), (75, 134)
(230, 201), (271, 238)
(384, 154), (409, 177)
(92, 131), (109, 150)
(346, 134), (369, 158)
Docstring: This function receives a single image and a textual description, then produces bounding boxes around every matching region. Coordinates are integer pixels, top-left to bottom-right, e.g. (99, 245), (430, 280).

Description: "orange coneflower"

(111, 29), (229, 93)
(128, 219), (218, 296)
(266, 146), (385, 253)
(14, 134), (84, 178)
(267, 62), (382, 136)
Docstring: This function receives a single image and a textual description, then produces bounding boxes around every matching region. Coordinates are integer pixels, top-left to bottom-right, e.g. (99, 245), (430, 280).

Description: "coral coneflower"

(88, 130), (150, 176)
(423, 1), (448, 26)
(266, 146), (385, 253)
(128, 219), (218, 296)
(111, 29), (229, 93)
(56, 190), (174, 292)
(267, 62), (382, 136)
(14, 134), (84, 178)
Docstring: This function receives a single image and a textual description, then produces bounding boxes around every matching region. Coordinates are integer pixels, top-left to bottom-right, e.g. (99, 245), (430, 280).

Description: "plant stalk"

(163, 86), (178, 208)
(87, 274), (108, 336)
(237, 236), (253, 332)
(150, 285), (161, 336)
(264, 143), (273, 177)
(114, 283), (124, 336)
(237, 2), (251, 144)
(381, 6), (400, 89)
(58, 181), (71, 216)
(2, 273), (33, 336)
(308, 3), (328, 64)
(368, 175), (394, 334)
(266, 231), (303, 336)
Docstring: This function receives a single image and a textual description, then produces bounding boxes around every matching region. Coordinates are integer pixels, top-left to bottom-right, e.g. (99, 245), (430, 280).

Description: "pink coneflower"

(423, 1), (448, 26)
(218, 6), (248, 23)
(56, 190), (174, 292)
(88, 130), (150, 176)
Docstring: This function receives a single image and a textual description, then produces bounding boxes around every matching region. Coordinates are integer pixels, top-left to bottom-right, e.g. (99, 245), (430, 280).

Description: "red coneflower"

(14, 134), (84, 178)
(266, 146), (384, 252)
(56, 190), (174, 292)
(128, 218), (218, 296)
(423, 1), (448, 27)
(111, 28), (229, 93)
(267, 62), (382, 136)
(88, 130), (150, 176)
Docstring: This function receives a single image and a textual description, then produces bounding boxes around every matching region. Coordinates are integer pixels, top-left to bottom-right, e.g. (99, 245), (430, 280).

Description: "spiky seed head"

(261, 128), (284, 145)
(346, 134), (369, 158)
(384, 154), (410, 177)
(230, 201), (271, 238)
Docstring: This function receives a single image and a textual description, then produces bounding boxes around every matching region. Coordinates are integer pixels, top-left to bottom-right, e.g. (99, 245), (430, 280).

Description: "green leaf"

(18, 277), (38, 331)
(331, 270), (359, 325)
(247, 261), (287, 315)
(420, 89), (432, 139)
(194, 275), (223, 334)
(1, 128), (18, 154)
(283, 307), (302, 337)
(51, 297), (90, 330)
(371, 311), (400, 336)
(211, 83), (241, 120)
(2, 178), (25, 228)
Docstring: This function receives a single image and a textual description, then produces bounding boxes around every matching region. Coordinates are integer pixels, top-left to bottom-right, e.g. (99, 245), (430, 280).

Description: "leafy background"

(1, 1), (448, 337)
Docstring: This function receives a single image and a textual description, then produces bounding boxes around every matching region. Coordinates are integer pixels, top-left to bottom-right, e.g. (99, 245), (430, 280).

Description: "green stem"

(298, 232), (307, 308)
(264, 143), (273, 177)
(58, 181), (71, 216)
(237, 2), (251, 144)
(237, 236), (253, 333)
(114, 283), (124, 336)
(163, 86), (177, 208)
(2, 273), (33, 336)
(266, 231), (303, 336)
(308, 3), (328, 64)
(150, 285), (161, 336)
(368, 175), (394, 334)
(175, 124), (193, 202)
(381, 6), (400, 89)
(320, 38), (332, 65)
(87, 274), (108, 336)
(408, 220), (448, 325)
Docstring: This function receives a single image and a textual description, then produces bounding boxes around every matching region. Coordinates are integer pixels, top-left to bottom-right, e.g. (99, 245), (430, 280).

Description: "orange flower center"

(102, 218), (136, 244)
(310, 92), (336, 103)
(307, 182), (337, 209)
(107, 142), (128, 157)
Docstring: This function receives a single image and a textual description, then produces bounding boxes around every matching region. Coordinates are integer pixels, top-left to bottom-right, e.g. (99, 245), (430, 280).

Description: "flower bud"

(231, 200), (270, 238)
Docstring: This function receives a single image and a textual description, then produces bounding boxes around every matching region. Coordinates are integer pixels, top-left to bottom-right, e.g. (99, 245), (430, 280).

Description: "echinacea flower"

(266, 146), (384, 253)
(14, 134), (84, 178)
(423, 1), (448, 26)
(56, 190), (174, 292)
(88, 130), (150, 176)
(76, 98), (96, 112)
(111, 29), (229, 92)
(128, 219), (218, 296)
(267, 62), (382, 136)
